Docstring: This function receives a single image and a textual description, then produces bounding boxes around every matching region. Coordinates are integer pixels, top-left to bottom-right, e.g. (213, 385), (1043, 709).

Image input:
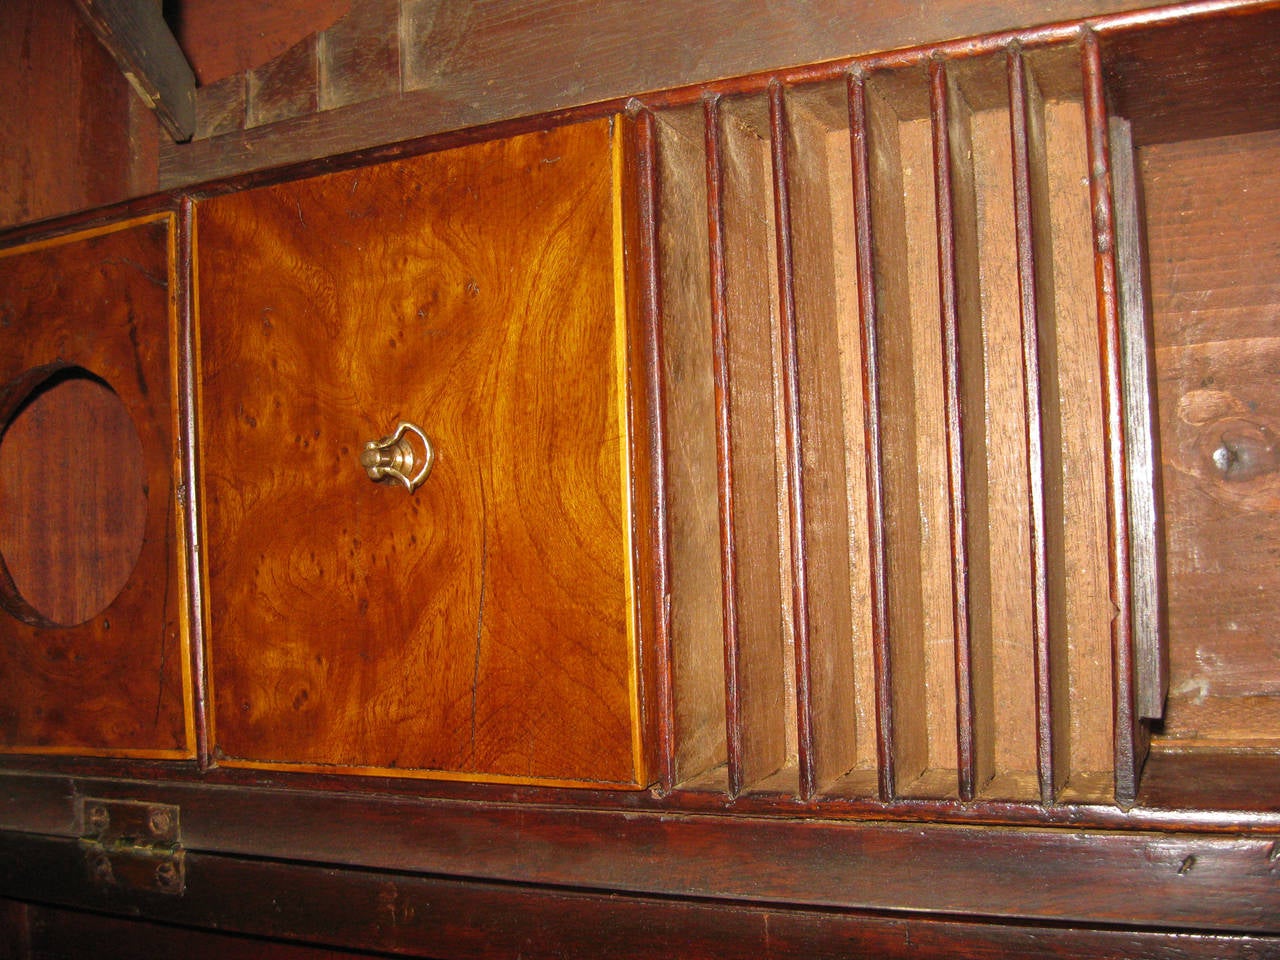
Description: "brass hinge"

(78, 798), (185, 896)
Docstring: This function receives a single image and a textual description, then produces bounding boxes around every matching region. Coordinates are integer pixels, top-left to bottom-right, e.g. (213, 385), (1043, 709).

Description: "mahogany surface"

(0, 374), (147, 626)
(0, 216), (190, 757)
(196, 116), (646, 787)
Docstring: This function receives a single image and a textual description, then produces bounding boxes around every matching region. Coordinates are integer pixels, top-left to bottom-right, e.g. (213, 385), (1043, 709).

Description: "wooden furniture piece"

(1, 1), (1278, 956)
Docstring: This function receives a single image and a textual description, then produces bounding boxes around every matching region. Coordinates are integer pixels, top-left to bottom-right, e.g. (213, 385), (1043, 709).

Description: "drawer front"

(0, 216), (191, 758)
(196, 117), (647, 787)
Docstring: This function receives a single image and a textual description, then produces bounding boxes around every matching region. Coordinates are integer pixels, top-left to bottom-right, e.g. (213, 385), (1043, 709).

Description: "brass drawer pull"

(360, 421), (434, 492)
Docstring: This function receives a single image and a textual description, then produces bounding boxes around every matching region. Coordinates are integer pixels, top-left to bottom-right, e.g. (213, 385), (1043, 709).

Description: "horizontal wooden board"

(157, 0), (1188, 189)
(6, 841), (1280, 959)
(4, 792), (1280, 933)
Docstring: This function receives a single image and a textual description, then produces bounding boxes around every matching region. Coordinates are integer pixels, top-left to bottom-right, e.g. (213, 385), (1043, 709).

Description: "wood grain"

(1027, 86), (1115, 801)
(653, 107), (728, 786)
(197, 117), (645, 787)
(0, 374), (147, 626)
(847, 71), (898, 799)
(10, 850), (1280, 960)
(0, 215), (189, 757)
(786, 84), (869, 792)
(317, 0), (399, 111)
(171, 0), (351, 85)
(947, 56), (1040, 801)
(929, 59), (979, 801)
(70, 0), (196, 141)
(715, 96), (792, 792)
(246, 34), (318, 129)
(971, 93), (1036, 798)
(1111, 115), (1168, 722)
(1023, 59), (1072, 800)
(195, 74), (247, 141)
(0, 0), (143, 229)
(1144, 131), (1280, 749)
(1139, 748), (1280, 813)
(865, 74), (925, 793)
(865, 70), (959, 797)
(1153, 309), (1280, 748)
(159, 0), (1191, 189)
(769, 85), (814, 797)
(28, 901), (357, 959)
(8, 800), (1280, 934)
(1008, 48), (1053, 805)
(1083, 31), (1143, 804)
(1101, 4), (1280, 147)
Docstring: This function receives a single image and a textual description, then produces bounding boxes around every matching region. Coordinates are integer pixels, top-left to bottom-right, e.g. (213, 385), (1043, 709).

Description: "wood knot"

(1174, 389), (1280, 510)
(1208, 422), (1280, 483)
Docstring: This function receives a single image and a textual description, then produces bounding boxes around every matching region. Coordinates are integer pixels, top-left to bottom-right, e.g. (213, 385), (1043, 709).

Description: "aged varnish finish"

(0, 216), (192, 758)
(1, 0), (1279, 957)
(196, 117), (648, 787)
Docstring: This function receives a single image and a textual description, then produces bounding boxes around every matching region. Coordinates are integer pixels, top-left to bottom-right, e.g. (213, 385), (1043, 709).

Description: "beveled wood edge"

(0, 195), (184, 250)
(927, 58), (978, 802)
(845, 69), (897, 802)
(1082, 29), (1145, 805)
(211, 758), (647, 792)
(169, 207), (201, 765)
(1007, 45), (1059, 807)
(0, 209), (175, 258)
(177, 196), (212, 771)
(626, 107), (677, 793)
(2, 760), (1277, 836)
(610, 116), (649, 789)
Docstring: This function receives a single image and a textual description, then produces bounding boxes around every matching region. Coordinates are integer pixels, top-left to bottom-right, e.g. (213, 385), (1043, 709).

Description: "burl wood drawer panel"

(0, 215), (193, 758)
(196, 117), (648, 787)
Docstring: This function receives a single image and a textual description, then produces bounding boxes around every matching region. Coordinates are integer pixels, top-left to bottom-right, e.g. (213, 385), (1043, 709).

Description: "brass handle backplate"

(360, 421), (434, 492)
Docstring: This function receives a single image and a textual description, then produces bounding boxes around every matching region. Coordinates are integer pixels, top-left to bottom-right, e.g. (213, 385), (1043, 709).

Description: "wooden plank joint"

(72, 0), (197, 142)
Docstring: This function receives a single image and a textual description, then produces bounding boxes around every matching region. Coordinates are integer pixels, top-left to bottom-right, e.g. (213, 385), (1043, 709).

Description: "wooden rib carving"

(784, 81), (870, 796)
(654, 106), (727, 787)
(769, 84), (816, 799)
(848, 71), (896, 801)
(929, 58), (977, 802)
(1029, 43), (1115, 803)
(710, 95), (792, 796)
(634, 107), (678, 793)
(1082, 32), (1141, 804)
(648, 36), (1148, 808)
(1008, 47), (1056, 804)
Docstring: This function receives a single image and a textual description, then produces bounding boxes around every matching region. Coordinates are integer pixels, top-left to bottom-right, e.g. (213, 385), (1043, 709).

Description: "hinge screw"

(86, 805), (110, 835)
(148, 808), (174, 838)
(154, 860), (181, 892)
(90, 852), (114, 885)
